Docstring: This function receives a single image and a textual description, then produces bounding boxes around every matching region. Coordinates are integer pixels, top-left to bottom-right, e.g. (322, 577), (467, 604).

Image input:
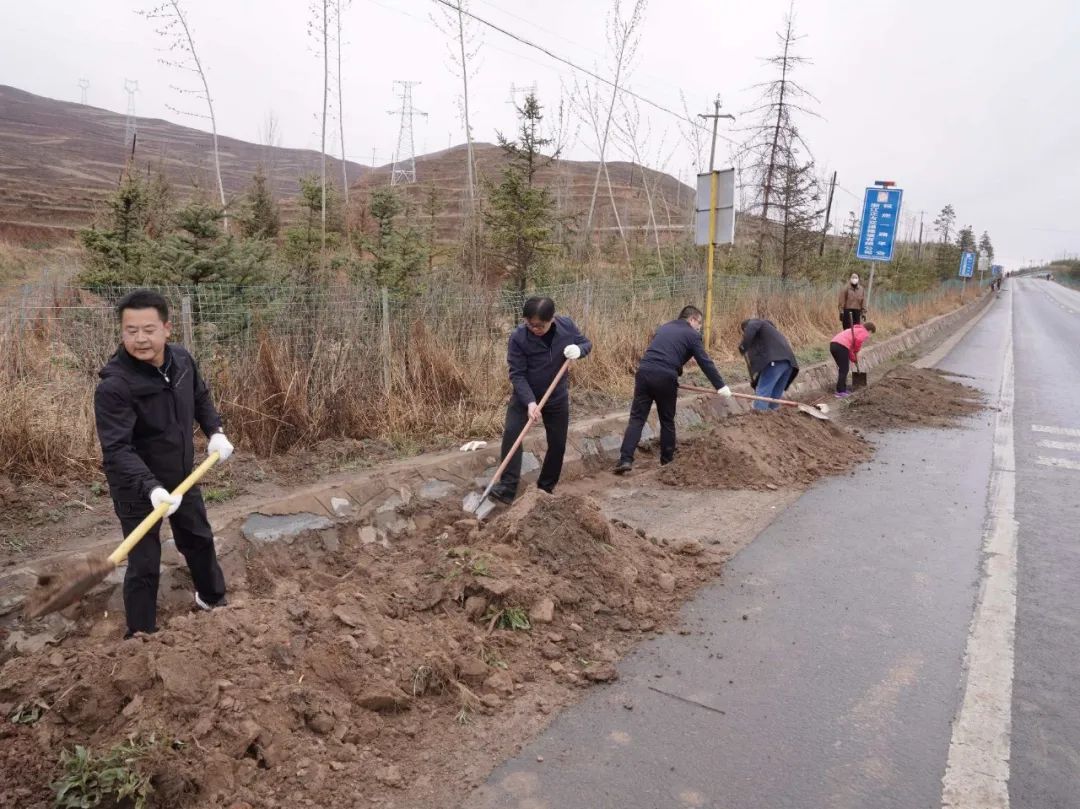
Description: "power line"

(427, 0), (732, 142)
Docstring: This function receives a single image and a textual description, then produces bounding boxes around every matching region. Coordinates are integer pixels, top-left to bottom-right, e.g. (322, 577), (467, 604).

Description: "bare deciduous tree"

(335, 0), (352, 215)
(614, 100), (663, 271)
(573, 0), (647, 262)
(143, 1), (227, 229)
(741, 3), (819, 277)
(432, 0), (483, 260)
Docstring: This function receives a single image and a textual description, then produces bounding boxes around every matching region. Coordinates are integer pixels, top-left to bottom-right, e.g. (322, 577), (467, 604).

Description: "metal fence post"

(381, 287), (392, 395)
(180, 295), (194, 347)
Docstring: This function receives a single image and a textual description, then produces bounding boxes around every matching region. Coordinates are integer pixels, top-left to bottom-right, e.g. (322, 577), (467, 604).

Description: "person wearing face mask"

(838, 273), (866, 328)
(612, 305), (732, 475)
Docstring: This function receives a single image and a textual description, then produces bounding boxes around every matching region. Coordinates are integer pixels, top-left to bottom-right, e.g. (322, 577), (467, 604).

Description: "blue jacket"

(507, 315), (592, 406)
(639, 319), (726, 389)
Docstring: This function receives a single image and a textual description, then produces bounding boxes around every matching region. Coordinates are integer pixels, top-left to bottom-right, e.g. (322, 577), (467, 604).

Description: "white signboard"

(694, 169), (736, 246)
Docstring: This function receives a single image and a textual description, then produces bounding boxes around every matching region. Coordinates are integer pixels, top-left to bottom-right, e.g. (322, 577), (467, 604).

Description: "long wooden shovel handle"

(478, 359), (572, 503)
(106, 452), (221, 566)
(678, 383), (801, 409)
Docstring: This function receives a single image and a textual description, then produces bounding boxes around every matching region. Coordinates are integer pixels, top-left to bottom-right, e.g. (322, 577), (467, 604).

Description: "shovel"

(24, 452), (222, 620)
(849, 322), (867, 390)
(679, 384), (831, 421)
(462, 359), (571, 516)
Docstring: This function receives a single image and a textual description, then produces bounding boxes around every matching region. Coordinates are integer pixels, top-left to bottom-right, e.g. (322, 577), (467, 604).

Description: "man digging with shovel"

(613, 305), (732, 475)
(94, 290), (234, 638)
(485, 297), (592, 505)
(738, 318), (800, 410)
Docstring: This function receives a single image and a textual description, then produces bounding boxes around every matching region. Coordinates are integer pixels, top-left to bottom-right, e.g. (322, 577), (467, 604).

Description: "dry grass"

(0, 282), (965, 484)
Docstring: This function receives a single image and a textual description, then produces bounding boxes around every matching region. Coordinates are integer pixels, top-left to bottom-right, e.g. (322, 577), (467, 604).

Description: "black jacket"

(507, 315), (592, 406)
(639, 319), (726, 389)
(94, 344), (222, 500)
(738, 318), (799, 389)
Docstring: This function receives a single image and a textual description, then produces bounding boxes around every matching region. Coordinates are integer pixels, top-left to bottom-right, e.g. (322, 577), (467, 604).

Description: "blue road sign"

(959, 251), (976, 278)
(991, 264), (1003, 276)
(856, 186), (903, 261)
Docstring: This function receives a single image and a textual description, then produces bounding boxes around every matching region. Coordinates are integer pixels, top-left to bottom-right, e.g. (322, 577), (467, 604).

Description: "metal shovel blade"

(462, 491), (496, 520)
(797, 404), (831, 421)
(851, 371), (868, 390)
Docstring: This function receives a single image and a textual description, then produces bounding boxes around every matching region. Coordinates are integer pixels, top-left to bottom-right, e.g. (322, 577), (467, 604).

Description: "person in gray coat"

(738, 318), (800, 410)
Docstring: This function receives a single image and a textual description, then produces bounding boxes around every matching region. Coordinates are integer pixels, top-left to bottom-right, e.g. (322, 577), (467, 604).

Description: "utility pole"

(388, 81), (427, 185)
(818, 170), (837, 257)
(697, 95), (735, 349)
(916, 210), (925, 260)
(77, 78), (89, 105)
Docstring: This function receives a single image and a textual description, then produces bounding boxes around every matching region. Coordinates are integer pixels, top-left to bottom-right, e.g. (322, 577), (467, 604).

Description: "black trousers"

(830, 341), (850, 393)
(619, 367), (678, 464)
(495, 397), (570, 495)
(840, 309), (863, 329)
(113, 485), (226, 635)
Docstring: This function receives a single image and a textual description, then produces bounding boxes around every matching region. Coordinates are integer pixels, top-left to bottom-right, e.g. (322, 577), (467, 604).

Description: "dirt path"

(0, 365), (985, 809)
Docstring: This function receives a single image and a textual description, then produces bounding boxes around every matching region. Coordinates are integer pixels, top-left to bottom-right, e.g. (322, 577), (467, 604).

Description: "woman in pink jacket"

(829, 321), (876, 397)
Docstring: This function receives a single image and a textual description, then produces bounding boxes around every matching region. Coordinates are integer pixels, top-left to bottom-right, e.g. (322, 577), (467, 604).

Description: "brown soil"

(841, 366), (985, 431)
(658, 409), (874, 490)
(0, 490), (722, 809)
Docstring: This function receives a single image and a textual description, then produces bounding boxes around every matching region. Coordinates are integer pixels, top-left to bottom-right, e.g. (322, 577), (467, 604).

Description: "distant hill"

(0, 84), (693, 246)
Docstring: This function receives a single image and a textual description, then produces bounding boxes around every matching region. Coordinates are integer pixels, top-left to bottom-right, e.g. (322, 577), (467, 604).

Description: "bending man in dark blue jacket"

(489, 296), (592, 504)
(94, 290), (234, 638)
(738, 318), (799, 410)
(614, 305), (732, 475)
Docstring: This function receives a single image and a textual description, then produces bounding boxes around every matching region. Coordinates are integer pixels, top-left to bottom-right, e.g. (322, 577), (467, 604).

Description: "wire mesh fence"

(0, 271), (954, 366)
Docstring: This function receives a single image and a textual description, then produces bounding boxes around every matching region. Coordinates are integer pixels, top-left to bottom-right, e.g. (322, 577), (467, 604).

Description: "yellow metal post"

(704, 170), (718, 349)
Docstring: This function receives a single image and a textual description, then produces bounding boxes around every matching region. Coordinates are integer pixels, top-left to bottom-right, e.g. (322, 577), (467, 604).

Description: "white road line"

(1031, 424), (1080, 438)
(1036, 456), (1080, 471)
(941, 294), (1017, 809)
(1036, 439), (1080, 452)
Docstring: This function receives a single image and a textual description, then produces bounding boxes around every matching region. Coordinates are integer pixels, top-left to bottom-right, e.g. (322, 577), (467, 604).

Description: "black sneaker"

(613, 460), (633, 475)
(487, 486), (516, 505)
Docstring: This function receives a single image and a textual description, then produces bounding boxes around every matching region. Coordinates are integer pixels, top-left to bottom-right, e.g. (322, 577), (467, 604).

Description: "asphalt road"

(465, 278), (1080, 809)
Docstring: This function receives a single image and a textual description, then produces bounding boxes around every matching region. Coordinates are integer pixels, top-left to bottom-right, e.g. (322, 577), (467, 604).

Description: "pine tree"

(933, 204), (956, 244)
(957, 225), (976, 253)
(363, 188), (428, 296)
(239, 166), (280, 239)
(978, 231), (994, 261)
(78, 169), (162, 288)
(484, 92), (559, 292)
(157, 201), (271, 285)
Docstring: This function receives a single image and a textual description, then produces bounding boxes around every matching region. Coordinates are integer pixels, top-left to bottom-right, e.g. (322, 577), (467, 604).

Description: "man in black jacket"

(613, 305), (732, 474)
(94, 290), (234, 638)
(489, 296), (591, 504)
(738, 318), (799, 410)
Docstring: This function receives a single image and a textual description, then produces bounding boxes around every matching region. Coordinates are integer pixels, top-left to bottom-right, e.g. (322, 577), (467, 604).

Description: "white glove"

(717, 385), (733, 398)
(150, 487), (182, 517)
(459, 440), (488, 452)
(207, 432), (234, 462)
(563, 344), (582, 360)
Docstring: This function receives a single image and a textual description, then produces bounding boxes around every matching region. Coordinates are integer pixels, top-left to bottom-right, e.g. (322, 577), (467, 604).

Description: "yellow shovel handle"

(107, 452), (221, 566)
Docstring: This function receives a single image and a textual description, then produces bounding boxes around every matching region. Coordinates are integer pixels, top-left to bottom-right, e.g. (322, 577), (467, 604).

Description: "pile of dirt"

(0, 491), (719, 809)
(842, 366), (985, 430)
(658, 408), (873, 490)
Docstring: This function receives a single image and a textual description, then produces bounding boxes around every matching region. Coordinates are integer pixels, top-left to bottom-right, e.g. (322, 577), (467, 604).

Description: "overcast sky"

(3, 0), (1078, 269)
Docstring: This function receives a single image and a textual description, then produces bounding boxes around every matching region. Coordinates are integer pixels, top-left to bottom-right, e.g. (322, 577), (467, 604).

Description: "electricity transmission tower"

(77, 79), (89, 105)
(123, 79), (139, 151)
(388, 81), (426, 185)
(507, 82), (537, 108)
